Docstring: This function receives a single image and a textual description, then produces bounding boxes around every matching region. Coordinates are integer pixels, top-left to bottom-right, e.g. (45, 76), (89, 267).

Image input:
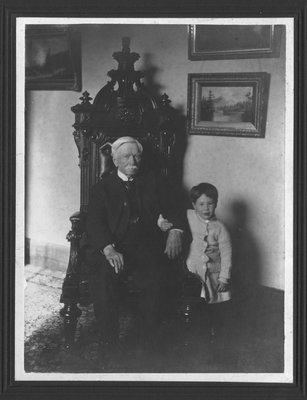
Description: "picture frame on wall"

(188, 25), (282, 60)
(25, 25), (82, 91)
(187, 72), (270, 138)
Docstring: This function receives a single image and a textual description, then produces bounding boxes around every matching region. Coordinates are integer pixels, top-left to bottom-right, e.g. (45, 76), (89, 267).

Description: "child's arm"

(217, 223), (232, 289)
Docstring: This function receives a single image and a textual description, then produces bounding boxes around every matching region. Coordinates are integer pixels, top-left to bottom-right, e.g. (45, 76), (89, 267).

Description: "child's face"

(193, 194), (216, 221)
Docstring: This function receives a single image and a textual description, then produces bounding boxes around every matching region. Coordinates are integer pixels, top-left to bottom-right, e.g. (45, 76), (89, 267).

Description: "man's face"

(113, 142), (142, 178)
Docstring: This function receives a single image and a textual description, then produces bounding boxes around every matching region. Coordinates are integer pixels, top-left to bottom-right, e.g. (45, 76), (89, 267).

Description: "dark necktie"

(125, 178), (135, 191)
(125, 178), (140, 223)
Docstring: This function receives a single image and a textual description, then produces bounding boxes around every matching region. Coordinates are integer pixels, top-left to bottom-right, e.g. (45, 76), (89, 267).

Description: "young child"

(158, 184), (232, 343)
(186, 183), (232, 346)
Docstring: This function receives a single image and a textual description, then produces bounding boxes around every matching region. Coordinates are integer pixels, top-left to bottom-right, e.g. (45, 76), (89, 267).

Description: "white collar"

(117, 169), (132, 182)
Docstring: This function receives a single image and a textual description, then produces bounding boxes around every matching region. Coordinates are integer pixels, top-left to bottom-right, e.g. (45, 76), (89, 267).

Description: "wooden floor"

(24, 264), (284, 374)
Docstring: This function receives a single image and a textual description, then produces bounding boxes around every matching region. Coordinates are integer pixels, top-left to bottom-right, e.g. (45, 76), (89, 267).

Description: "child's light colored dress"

(186, 209), (232, 304)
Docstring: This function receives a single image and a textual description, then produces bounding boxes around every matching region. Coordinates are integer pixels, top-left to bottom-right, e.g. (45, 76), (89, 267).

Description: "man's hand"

(160, 220), (173, 232)
(164, 230), (183, 260)
(157, 214), (173, 232)
(103, 245), (124, 274)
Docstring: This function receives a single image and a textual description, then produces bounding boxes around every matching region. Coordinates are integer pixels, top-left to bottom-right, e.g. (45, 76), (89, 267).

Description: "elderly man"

(86, 136), (184, 349)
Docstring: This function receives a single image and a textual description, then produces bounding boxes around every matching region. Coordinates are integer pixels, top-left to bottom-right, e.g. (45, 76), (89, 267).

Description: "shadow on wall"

(226, 199), (272, 341)
(144, 46), (265, 295)
(226, 200), (284, 369)
(143, 53), (163, 97)
(228, 200), (262, 300)
(143, 51), (189, 210)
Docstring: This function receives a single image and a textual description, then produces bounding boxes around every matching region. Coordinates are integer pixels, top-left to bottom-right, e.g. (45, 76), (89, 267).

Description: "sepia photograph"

(14, 17), (293, 383)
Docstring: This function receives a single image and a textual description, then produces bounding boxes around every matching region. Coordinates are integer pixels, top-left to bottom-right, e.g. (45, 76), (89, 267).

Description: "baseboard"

(26, 238), (69, 272)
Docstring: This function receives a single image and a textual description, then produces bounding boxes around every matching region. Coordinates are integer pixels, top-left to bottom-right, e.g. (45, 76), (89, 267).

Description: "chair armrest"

(60, 211), (87, 304)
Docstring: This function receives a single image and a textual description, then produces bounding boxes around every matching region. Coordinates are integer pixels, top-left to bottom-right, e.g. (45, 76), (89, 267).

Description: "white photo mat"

(15, 17), (294, 382)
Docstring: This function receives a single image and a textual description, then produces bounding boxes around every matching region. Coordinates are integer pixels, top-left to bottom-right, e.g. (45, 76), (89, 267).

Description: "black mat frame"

(1, 0), (306, 399)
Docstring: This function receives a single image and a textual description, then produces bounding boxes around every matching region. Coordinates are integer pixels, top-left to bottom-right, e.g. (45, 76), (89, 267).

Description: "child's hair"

(190, 183), (218, 205)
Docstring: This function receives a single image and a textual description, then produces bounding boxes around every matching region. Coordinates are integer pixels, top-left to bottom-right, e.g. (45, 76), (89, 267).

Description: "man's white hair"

(111, 136), (143, 157)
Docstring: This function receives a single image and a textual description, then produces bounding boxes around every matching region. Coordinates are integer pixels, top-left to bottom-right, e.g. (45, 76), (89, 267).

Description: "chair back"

(71, 37), (179, 214)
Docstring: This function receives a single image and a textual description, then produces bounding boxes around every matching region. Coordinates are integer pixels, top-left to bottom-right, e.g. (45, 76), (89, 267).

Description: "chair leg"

(60, 304), (82, 350)
(177, 301), (192, 347)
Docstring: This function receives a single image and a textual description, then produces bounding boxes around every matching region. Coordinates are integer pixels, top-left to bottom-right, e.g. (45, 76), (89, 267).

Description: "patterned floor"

(24, 265), (284, 374)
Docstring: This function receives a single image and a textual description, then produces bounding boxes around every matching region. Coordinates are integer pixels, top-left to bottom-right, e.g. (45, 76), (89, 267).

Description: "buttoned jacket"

(86, 169), (184, 252)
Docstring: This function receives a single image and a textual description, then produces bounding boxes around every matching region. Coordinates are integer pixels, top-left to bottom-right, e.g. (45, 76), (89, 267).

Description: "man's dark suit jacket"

(86, 169), (185, 255)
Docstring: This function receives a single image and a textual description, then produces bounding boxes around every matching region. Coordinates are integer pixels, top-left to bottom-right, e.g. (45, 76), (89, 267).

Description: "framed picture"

(187, 73), (270, 138)
(188, 25), (282, 60)
(25, 25), (82, 91)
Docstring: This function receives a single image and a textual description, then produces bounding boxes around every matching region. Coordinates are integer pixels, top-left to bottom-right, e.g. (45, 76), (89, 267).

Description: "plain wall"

(26, 24), (286, 289)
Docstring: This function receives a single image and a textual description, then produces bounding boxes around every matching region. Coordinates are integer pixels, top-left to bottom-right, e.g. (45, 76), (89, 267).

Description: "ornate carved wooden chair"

(59, 37), (199, 349)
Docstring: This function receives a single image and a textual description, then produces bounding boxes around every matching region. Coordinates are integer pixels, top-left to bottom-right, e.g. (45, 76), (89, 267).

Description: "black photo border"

(1, 0), (306, 399)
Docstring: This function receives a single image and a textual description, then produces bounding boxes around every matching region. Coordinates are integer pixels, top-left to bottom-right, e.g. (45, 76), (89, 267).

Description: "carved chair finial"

(106, 38), (144, 101)
(112, 37), (140, 72)
(80, 91), (93, 104)
(122, 37), (131, 52)
(161, 93), (172, 106)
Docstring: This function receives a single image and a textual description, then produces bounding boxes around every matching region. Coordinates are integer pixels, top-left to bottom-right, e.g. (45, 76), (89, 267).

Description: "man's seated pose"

(85, 136), (184, 350)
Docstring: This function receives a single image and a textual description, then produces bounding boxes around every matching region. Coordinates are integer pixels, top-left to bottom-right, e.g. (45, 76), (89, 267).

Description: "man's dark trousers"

(88, 223), (166, 344)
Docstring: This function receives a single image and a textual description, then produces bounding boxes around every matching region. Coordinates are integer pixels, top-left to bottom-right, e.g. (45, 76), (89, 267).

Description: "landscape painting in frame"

(188, 25), (282, 60)
(25, 25), (81, 91)
(187, 73), (270, 138)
